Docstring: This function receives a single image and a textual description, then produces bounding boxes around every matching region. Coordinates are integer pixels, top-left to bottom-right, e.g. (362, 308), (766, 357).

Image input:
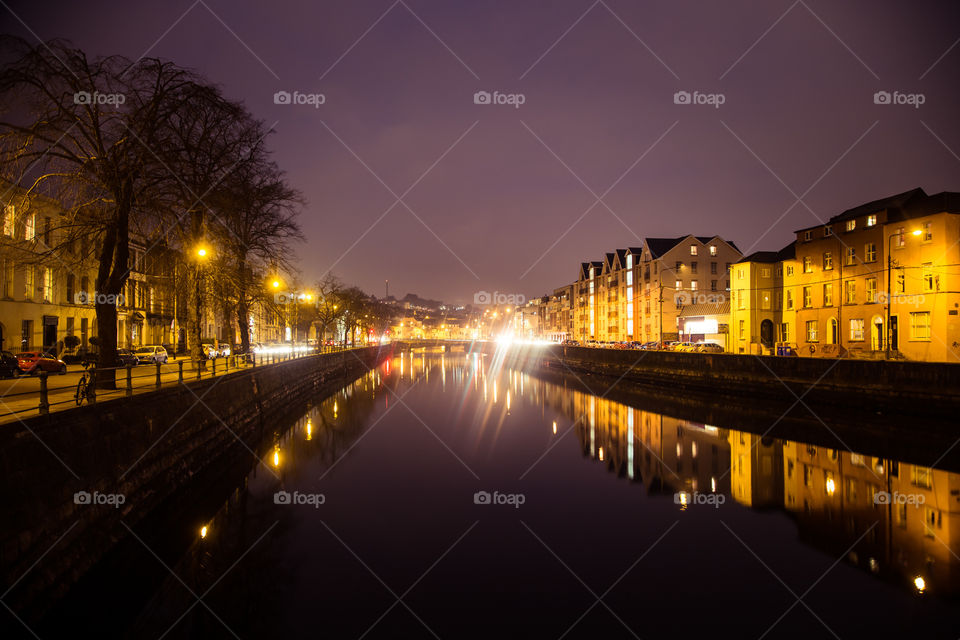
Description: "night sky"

(4, 0), (959, 303)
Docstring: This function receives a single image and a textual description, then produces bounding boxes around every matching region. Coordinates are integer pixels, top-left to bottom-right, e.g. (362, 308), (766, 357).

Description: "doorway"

(890, 315), (899, 351)
(871, 316), (884, 351)
(760, 319), (773, 348)
(828, 317), (838, 345)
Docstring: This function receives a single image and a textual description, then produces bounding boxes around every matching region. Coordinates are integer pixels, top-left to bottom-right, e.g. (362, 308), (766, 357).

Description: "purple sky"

(4, 0), (959, 303)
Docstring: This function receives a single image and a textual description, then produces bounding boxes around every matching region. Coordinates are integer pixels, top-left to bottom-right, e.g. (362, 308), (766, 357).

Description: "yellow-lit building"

(788, 188), (960, 362)
(729, 244), (794, 355)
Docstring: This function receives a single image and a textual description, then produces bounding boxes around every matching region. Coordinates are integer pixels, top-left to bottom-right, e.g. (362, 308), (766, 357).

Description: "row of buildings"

(527, 187), (960, 362)
(0, 183), (286, 356)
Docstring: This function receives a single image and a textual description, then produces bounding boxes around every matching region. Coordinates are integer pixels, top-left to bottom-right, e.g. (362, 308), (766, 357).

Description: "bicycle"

(75, 361), (95, 406)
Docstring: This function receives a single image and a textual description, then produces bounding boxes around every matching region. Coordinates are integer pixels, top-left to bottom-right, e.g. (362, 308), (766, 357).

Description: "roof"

(678, 301), (730, 317)
(829, 188), (926, 224)
(735, 242), (794, 264)
(644, 235), (741, 259)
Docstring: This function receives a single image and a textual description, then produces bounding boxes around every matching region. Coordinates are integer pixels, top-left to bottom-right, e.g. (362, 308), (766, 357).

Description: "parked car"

(696, 343), (724, 353)
(661, 341), (681, 351)
(59, 345), (88, 364)
(0, 350), (20, 378)
(17, 351), (67, 375)
(561, 339), (580, 346)
(135, 345), (168, 364)
(639, 341), (660, 350)
(115, 348), (139, 367)
(675, 342), (699, 352)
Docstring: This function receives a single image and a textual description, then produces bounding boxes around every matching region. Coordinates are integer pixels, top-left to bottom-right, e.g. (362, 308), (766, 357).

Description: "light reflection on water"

(126, 349), (959, 638)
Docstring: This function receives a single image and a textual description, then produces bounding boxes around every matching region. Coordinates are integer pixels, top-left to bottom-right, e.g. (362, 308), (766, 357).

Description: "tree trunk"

(94, 179), (133, 390)
(237, 297), (251, 354)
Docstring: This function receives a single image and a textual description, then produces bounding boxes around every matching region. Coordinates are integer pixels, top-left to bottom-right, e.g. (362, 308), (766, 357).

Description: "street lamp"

(194, 245), (211, 363)
(886, 228), (922, 359)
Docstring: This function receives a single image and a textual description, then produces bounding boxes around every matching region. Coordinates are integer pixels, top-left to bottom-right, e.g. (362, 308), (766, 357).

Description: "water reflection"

(124, 350), (958, 637)
(552, 376), (960, 598)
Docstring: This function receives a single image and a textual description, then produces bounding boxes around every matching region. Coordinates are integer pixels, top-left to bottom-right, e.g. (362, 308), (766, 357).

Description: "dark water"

(69, 350), (960, 637)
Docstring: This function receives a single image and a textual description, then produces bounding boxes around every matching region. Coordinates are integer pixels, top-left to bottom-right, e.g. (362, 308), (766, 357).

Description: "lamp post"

(886, 228), (922, 359)
(194, 246), (210, 363)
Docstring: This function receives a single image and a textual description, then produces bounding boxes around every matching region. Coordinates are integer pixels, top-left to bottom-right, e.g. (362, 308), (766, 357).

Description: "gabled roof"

(644, 235), (741, 258)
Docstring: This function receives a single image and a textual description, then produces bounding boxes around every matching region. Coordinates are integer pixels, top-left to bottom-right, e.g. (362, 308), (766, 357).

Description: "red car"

(17, 351), (67, 375)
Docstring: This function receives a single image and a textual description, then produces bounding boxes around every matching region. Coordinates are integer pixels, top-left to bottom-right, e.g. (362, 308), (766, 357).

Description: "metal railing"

(0, 345), (367, 422)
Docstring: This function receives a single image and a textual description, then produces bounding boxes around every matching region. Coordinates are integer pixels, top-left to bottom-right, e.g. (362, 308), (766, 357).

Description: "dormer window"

(866, 214), (877, 227)
(690, 245), (698, 256)
(846, 220), (856, 232)
(709, 245), (717, 256)
(804, 230), (812, 241)
(824, 225), (832, 236)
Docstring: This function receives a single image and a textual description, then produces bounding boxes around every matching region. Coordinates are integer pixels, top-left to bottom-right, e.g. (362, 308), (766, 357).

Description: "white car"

(135, 345), (168, 364)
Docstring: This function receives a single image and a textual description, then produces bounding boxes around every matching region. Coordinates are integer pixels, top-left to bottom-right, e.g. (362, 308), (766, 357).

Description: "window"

(738, 290), (745, 310)
(710, 280), (717, 291)
(42, 268), (53, 302)
(690, 245), (698, 256)
(895, 267), (905, 293)
(736, 268), (744, 280)
(761, 292), (771, 310)
(844, 280), (856, 304)
(709, 245), (717, 256)
(912, 465), (933, 489)
(2, 261), (12, 298)
(866, 214), (877, 227)
(24, 213), (35, 240)
(710, 262), (717, 275)
(910, 312), (930, 341)
(849, 318), (864, 341)
(845, 247), (856, 265)
(803, 256), (813, 273)
(922, 263), (934, 291)
(824, 225), (833, 236)
(2, 205), (14, 236)
(823, 283), (833, 307)
(865, 243), (876, 262)
(894, 227), (906, 248)
(845, 219), (856, 232)
(779, 323), (790, 342)
(675, 261), (683, 272)
(690, 280), (698, 291)
(865, 278), (877, 303)
(786, 290), (794, 310)
(786, 265), (794, 277)
(823, 252), (833, 270)
(739, 320), (745, 340)
(760, 267), (771, 278)
(804, 230), (812, 241)
(923, 222), (932, 242)
(23, 267), (34, 299)
(691, 261), (698, 274)
(802, 286), (812, 308)
(675, 279), (682, 290)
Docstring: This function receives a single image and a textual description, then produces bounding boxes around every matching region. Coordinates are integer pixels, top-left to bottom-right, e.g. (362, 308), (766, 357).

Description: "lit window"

(866, 278), (877, 303)
(802, 286), (812, 308)
(922, 263), (934, 291)
(42, 268), (53, 302)
(24, 267), (34, 299)
(806, 320), (818, 342)
(737, 268), (744, 280)
(803, 256), (813, 273)
(24, 213), (35, 240)
(738, 290), (745, 310)
(910, 312), (930, 340)
(690, 280), (698, 291)
(675, 279), (682, 290)
(844, 280), (856, 304)
(786, 290), (794, 309)
(895, 227), (906, 248)
(709, 245), (717, 256)
(923, 222), (932, 242)
(865, 243), (876, 262)
(786, 265), (794, 277)
(2, 205), (13, 237)
(846, 219), (856, 232)
(690, 245), (698, 256)
(823, 252), (832, 270)
(849, 318), (864, 341)
(866, 214), (877, 227)
(845, 247), (856, 266)
(823, 283), (833, 306)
